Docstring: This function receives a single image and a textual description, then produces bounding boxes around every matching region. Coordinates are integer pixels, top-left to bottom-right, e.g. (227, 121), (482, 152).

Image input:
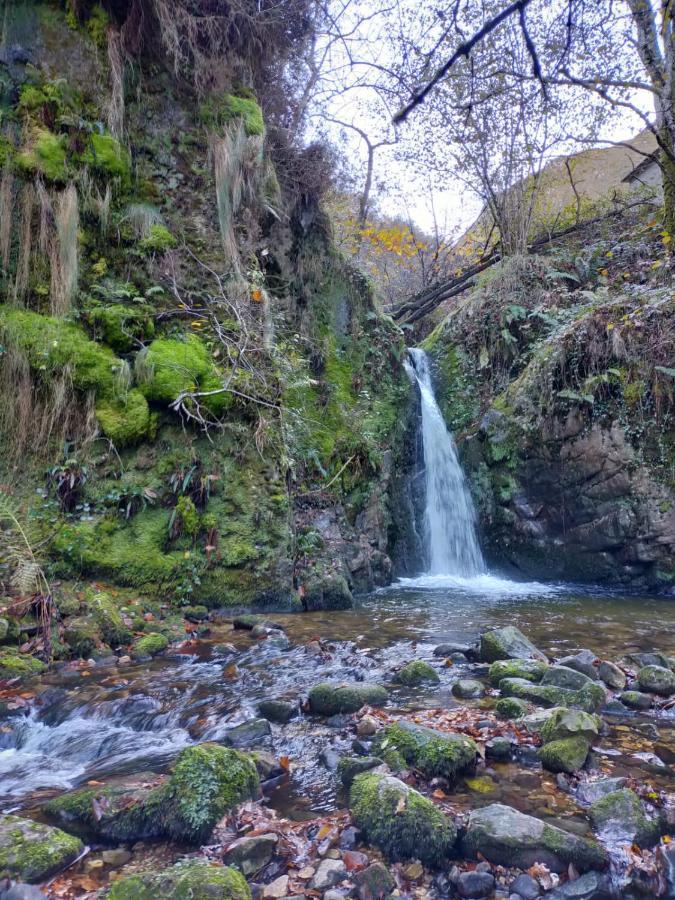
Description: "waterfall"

(405, 348), (485, 577)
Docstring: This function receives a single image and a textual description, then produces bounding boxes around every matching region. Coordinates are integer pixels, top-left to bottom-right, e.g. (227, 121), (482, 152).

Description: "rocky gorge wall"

(424, 247), (674, 591)
(0, 0), (418, 628)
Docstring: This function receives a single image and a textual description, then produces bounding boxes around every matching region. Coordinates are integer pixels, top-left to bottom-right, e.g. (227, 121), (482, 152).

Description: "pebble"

(338, 826), (359, 849)
(510, 873), (540, 899)
(357, 715), (378, 737)
(101, 849), (132, 867)
(403, 862), (424, 880)
(310, 859), (347, 890)
(263, 875), (289, 899)
(457, 870), (495, 898)
(297, 867), (316, 880)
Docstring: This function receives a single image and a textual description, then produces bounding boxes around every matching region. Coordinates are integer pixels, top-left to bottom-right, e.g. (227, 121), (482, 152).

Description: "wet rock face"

(589, 789), (662, 847)
(0, 816), (83, 884)
(461, 803), (607, 873)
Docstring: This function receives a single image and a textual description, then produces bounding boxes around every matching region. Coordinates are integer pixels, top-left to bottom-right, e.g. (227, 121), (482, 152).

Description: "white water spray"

(405, 348), (485, 577)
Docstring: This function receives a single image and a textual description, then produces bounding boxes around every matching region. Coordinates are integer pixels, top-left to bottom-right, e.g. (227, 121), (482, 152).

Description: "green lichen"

(374, 722), (476, 781)
(107, 860), (251, 900)
(16, 129), (68, 182)
(199, 93), (264, 137)
(393, 660), (440, 686)
(350, 773), (456, 866)
(133, 632), (169, 657)
(138, 224), (178, 254)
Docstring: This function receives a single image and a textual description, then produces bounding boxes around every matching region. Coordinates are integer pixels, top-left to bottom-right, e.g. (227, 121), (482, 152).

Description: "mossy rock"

(91, 592), (133, 647)
(63, 617), (101, 658)
(589, 789), (662, 847)
(637, 665), (675, 696)
(541, 665), (594, 691)
(499, 678), (605, 713)
(393, 660), (440, 686)
(137, 335), (214, 405)
(308, 682), (388, 715)
(350, 773), (456, 866)
(132, 633), (169, 658)
(302, 575), (353, 611)
(480, 626), (547, 663)
(0, 814), (83, 883)
(107, 859), (251, 900)
(80, 131), (131, 187)
(489, 659), (547, 685)
(540, 708), (601, 744)
(88, 304), (155, 353)
(374, 721), (476, 781)
(338, 756), (382, 786)
(451, 679), (484, 699)
(95, 390), (151, 447)
(495, 697), (529, 719)
(138, 224), (178, 254)
(462, 803), (607, 873)
(620, 690), (652, 709)
(539, 736), (591, 774)
(199, 92), (264, 137)
(45, 744), (259, 844)
(0, 651), (46, 681)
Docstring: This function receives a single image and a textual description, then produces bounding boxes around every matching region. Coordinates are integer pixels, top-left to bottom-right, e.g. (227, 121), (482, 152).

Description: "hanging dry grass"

(13, 182), (35, 303)
(52, 184), (79, 316)
(0, 164), (14, 275)
(106, 25), (125, 140)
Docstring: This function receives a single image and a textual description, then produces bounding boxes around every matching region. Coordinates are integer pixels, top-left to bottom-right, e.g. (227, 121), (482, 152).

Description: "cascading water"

(405, 348), (485, 577)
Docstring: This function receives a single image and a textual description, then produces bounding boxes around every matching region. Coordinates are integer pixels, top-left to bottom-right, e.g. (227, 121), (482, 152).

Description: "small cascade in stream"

(405, 348), (486, 577)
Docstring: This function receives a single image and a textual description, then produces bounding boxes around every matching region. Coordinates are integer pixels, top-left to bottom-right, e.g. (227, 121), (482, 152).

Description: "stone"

(489, 659), (547, 685)
(576, 777), (628, 805)
(258, 700), (297, 723)
(356, 715), (378, 737)
(101, 848), (132, 867)
(542, 666), (593, 691)
(452, 679), (484, 699)
(234, 615), (283, 631)
(589, 789), (661, 847)
(338, 756), (382, 786)
(485, 737), (513, 760)
(434, 642), (475, 657)
(223, 833), (278, 875)
(539, 736), (591, 774)
(320, 748), (341, 771)
(263, 875), (289, 899)
(658, 842), (675, 898)
(558, 651), (598, 680)
(520, 707), (566, 732)
(403, 862), (423, 879)
(0, 884), (49, 899)
(222, 718), (272, 748)
(495, 697), (530, 719)
(457, 870), (495, 898)
(310, 859), (347, 890)
(546, 871), (612, 899)
(510, 873), (540, 899)
(480, 627), (547, 663)
(251, 750), (283, 780)
(627, 651), (671, 669)
(597, 661), (626, 690)
(461, 804), (607, 873)
(374, 721), (476, 780)
(393, 661), (440, 686)
(620, 690), (652, 709)
(302, 575), (353, 611)
(499, 679), (605, 713)
(349, 773), (456, 865)
(0, 816), (83, 884)
(540, 709), (601, 744)
(353, 862), (395, 900)
(637, 665), (675, 696)
(308, 683), (388, 715)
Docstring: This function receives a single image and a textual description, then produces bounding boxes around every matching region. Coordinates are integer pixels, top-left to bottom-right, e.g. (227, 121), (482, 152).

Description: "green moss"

(375, 722), (476, 781)
(538, 736), (590, 773)
(133, 632), (168, 657)
(0, 815), (83, 883)
(86, 3), (108, 46)
(308, 682), (388, 714)
(489, 659), (547, 685)
(80, 132), (131, 186)
(173, 495), (199, 538)
(88, 304), (155, 352)
(350, 773), (455, 866)
(0, 651), (46, 680)
(91, 591), (133, 647)
(16, 129), (68, 182)
(138, 335), (212, 405)
(107, 861), (251, 900)
(539, 708), (600, 744)
(96, 389), (151, 446)
(63, 617), (101, 657)
(589, 789), (661, 847)
(393, 660), (440, 686)
(499, 678), (605, 713)
(0, 136), (13, 168)
(199, 93), (264, 136)
(139, 224), (178, 254)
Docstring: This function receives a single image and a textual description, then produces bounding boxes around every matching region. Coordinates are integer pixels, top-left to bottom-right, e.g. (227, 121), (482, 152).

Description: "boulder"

(310, 859), (347, 890)
(457, 870), (495, 898)
(540, 709), (601, 744)
(520, 707), (567, 733)
(258, 700), (297, 723)
(510, 873), (540, 899)
(461, 804), (607, 873)
(434, 642), (476, 658)
(589, 789), (661, 847)
(539, 736), (591, 774)
(499, 678), (605, 713)
(546, 871), (612, 899)
(338, 756), (382, 786)
(597, 661), (625, 690)
(558, 651), (598, 681)
(480, 627), (547, 663)
(495, 697), (530, 719)
(302, 575), (353, 611)
(576, 778), (628, 805)
(489, 659), (547, 685)
(308, 683), (388, 715)
(452, 679), (484, 699)
(223, 833), (278, 875)
(350, 773), (456, 865)
(373, 721), (476, 780)
(620, 690), (652, 709)
(627, 651), (670, 669)
(353, 862), (395, 900)
(107, 860), (251, 900)
(45, 743), (259, 844)
(222, 718), (272, 748)
(542, 666), (594, 691)
(0, 816), (83, 884)
(637, 665), (675, 696)
(393, 661), (439, 686)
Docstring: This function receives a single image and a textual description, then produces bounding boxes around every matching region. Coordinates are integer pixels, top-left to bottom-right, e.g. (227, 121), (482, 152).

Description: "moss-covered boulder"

(480, 627), (547, 663)
(0, 651), (46, 681)
(91, 592), (133, 647)
(620, 690), (653, 709)
(637, 665), (675, 696)
(541, 665), (595, 691)
(589, 789), (662, 847)
(462, 804), (607, 873)
(45, 744), (259, 844)
(373, 721), (476, 780)
(540, 709), (601, 744)
(451, 679), (484, 699)
(489, 659), (547, 685)
(350, 773), (455, 865)
(132, 632), (169, 658)
(302, 575), (353, 611)
(393, 661), (440, 686)
(308, 682), (388, 715)
(539, 736), (591, 774)
(338, 756), (383, 786)
(495, 697), (530, 719)
(107, 859), (251, 900)
(63, 617), (102, 657)
(0, 815), (83, 883)
(499, 678), (605, 713)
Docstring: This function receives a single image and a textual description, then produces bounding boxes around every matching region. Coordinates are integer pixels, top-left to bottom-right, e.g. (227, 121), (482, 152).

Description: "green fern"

(0, 490), (50, 600)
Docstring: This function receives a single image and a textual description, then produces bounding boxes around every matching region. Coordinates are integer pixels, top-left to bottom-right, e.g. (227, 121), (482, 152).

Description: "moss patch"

(108, 860), (251, 900)
(374, 722), (476, 781)
(199, 93), (264, 136)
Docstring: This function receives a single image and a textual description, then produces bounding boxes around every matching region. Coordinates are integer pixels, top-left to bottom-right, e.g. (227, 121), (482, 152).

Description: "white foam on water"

(393, 572), (559, 596)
